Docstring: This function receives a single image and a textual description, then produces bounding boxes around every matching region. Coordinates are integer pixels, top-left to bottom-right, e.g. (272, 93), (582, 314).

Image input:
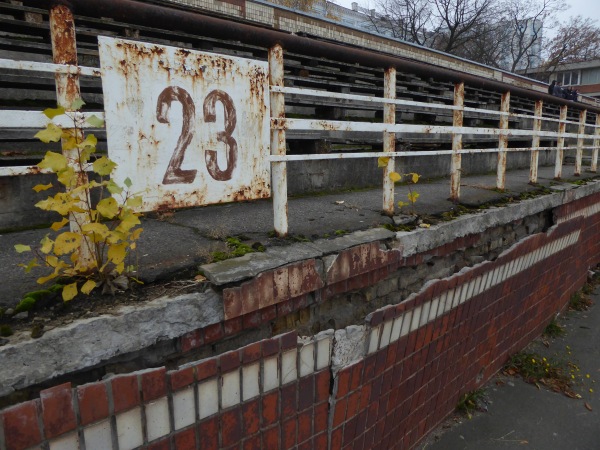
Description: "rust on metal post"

(554, 105), (568, 179)
(574, 109), (587, 176)
(269, 44), (288, 237)
(496, 91), (510, 190)
(529, 100), (543, 184)
(450, 82), (464, 201)
(592, 113), (600, 173)
(49, 1), (94, 267)
(383, 67), (396, 216)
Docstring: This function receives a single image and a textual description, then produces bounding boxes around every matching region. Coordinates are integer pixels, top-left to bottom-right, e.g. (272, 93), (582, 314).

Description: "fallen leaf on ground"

(585, 402), (593, 411)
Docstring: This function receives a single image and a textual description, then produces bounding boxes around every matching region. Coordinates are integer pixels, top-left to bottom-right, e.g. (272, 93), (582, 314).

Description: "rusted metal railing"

(2, 0), (600, 240)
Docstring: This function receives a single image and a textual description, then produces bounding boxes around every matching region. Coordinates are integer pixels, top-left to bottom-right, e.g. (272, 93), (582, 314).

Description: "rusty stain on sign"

(98, 37), (271, 212)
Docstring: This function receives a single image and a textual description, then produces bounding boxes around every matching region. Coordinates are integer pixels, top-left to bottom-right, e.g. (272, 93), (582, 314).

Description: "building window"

(557, 71), (580, 86)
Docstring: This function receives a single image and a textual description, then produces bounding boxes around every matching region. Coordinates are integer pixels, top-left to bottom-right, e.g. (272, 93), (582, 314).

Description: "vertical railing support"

(49, 1), (94, 267)
(554, 105), (568, 179)
(269, 44), (288, 237)
(529, 100), (543, 184)
(450, 82), (464, 201)
(382, 67), (396, 216)
(574, 109), (587, 176)
(592, 113), (600, 173)
(496, 91), (510, 190)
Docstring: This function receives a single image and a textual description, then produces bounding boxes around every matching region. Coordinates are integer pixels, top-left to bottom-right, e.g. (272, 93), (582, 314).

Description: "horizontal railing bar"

(0, 165), (94, 177)
(268, 146), (595, 161)
(274, 118), (596, 140)
(0, 111), (105, 128)
(0, 58), (100, 77)
(272, 87), (600, 128)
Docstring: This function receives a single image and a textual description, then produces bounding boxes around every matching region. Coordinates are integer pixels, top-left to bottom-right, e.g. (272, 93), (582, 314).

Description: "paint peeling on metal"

(98, 37), (271, 212)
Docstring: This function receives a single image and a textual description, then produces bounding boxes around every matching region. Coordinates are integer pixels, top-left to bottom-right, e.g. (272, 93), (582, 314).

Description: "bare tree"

(502, 0), (563, 72)
(543, 16), (600, 73)
(367, 0), (433, 45)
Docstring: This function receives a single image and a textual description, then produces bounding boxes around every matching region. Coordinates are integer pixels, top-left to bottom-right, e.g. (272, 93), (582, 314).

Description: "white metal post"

(269, 45), (288, 237)
(383, 67), (396, 215)
(574, 109), (587, 176)
(592, 114), (600, 173)
(450, 82), (464, 201)
(49, 2), (94, 268)
(554, 105), (568, 179)
(496, 91), (510, 190)
(529, 100), (543, 184)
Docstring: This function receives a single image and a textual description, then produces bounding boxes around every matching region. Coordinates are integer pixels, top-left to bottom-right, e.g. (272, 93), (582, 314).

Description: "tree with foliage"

(543, 16), (600, 73)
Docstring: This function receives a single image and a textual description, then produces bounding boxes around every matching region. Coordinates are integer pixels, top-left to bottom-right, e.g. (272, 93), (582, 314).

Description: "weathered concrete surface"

(0, 291), (222, 397)
(331, 325), (368, 375)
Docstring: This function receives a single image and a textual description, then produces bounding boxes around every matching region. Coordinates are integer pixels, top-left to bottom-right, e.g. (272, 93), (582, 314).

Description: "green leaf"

(86, 114), (105, 128)
(38, 151), (68, 172)
(106, 180), (123, 195)
(43, 106), (65, 119)
(35, 124), (63, 143)
(407, 191), (420, 203)
(97, 197), (119, 219)
(70, 98), (85, 110)
(377, 156), (390, 168)
(62, 283), (78, 301)
(126, 196), (143, 209)
(124, 177), (133, 188)
(14, 244), (31, 253)
(19, 259), (39, 273)
(92, 156), (117, 176)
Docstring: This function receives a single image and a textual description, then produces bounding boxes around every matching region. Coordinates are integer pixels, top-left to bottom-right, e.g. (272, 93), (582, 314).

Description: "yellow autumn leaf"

(82, 223), (110, 240)
(40, 235), (53, 254)
(19, 259), (39, 273)
(78, 134), (97, 149)
(70, 98), (85, 110)
(43, 106), (65, 119)
(36, 193), (77, 215)
(56, 166), (76, 187)
(92, 156), (117, 176)
(50, 218), (69, 232)
(411, 173), (420, 184)
(397, 201), (409, 208)
(108, 242), (128, 265)
(377, 156), (390, 168)
(33, 183), (53, 193)
(14, 244), (31, 253)
(35, 123), (63, 143)
(80, 279), (97, 295)
(37, 272), (59, 285)
(106, 180), (123, 195)
(116, 211), (141, 233)
(62, 282), (78, 301)
(97, 197), (119, 219)
(131, 227), (143, 241)
(114, 262), (125, 274)
(407, 192), (420, 203)
(107, 230), (127, 244)
(62, 136), (78, 151)
(126, 195), (143, 209)
(38, 151), (68, 172)
(86, 114), (105, 128)
(54, 232), (82, 256)
(389, 172), (402, 182)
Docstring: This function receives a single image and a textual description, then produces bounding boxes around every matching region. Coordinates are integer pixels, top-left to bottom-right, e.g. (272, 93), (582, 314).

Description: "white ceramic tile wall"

(281, 349), (298, 385)
(242, 362), (260, 401)
(221, 369), (241, 409)
(263, 356), (279, 392)
(172, 386), (195, 430)
(83, 420), (112, 450)
(145, 397), (170, 442)
(198, 379), (219, 420)
(116, 407), (144, 450)
(49, 432), (79, 450)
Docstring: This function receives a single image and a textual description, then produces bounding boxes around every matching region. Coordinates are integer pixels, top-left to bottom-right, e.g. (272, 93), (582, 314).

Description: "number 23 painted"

(156, 86), (238, 184)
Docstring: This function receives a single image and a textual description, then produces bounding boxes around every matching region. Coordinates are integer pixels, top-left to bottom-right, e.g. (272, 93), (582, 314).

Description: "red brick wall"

(2, 193), (600, 450)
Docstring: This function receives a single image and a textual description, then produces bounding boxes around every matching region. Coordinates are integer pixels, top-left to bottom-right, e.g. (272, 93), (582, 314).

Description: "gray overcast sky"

(335, 0), (600, 23)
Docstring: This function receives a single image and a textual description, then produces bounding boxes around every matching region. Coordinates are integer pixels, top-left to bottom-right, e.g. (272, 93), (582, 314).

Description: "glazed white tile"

(145, 397), (170, 442)
(419, 301), (430, 327)
(380, 320), (393, 349)
(49, 432), (79, 450)
(242, 362), (261, 401)
(221, 369), (241, 409)
(83, 420), (112, 450)
(116, 407), (144, 450)
(390, 315), (403, 343)
(198, 379), (219, 419)
(400, 310), (412, 337)
(316, 336), (331, 370)
(263, 356), (279, 391)
(173, 386), (195, 430)
(281, 349), (298, 385)
(410, 305), (422, 332)
(367, 325), (380, 354)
